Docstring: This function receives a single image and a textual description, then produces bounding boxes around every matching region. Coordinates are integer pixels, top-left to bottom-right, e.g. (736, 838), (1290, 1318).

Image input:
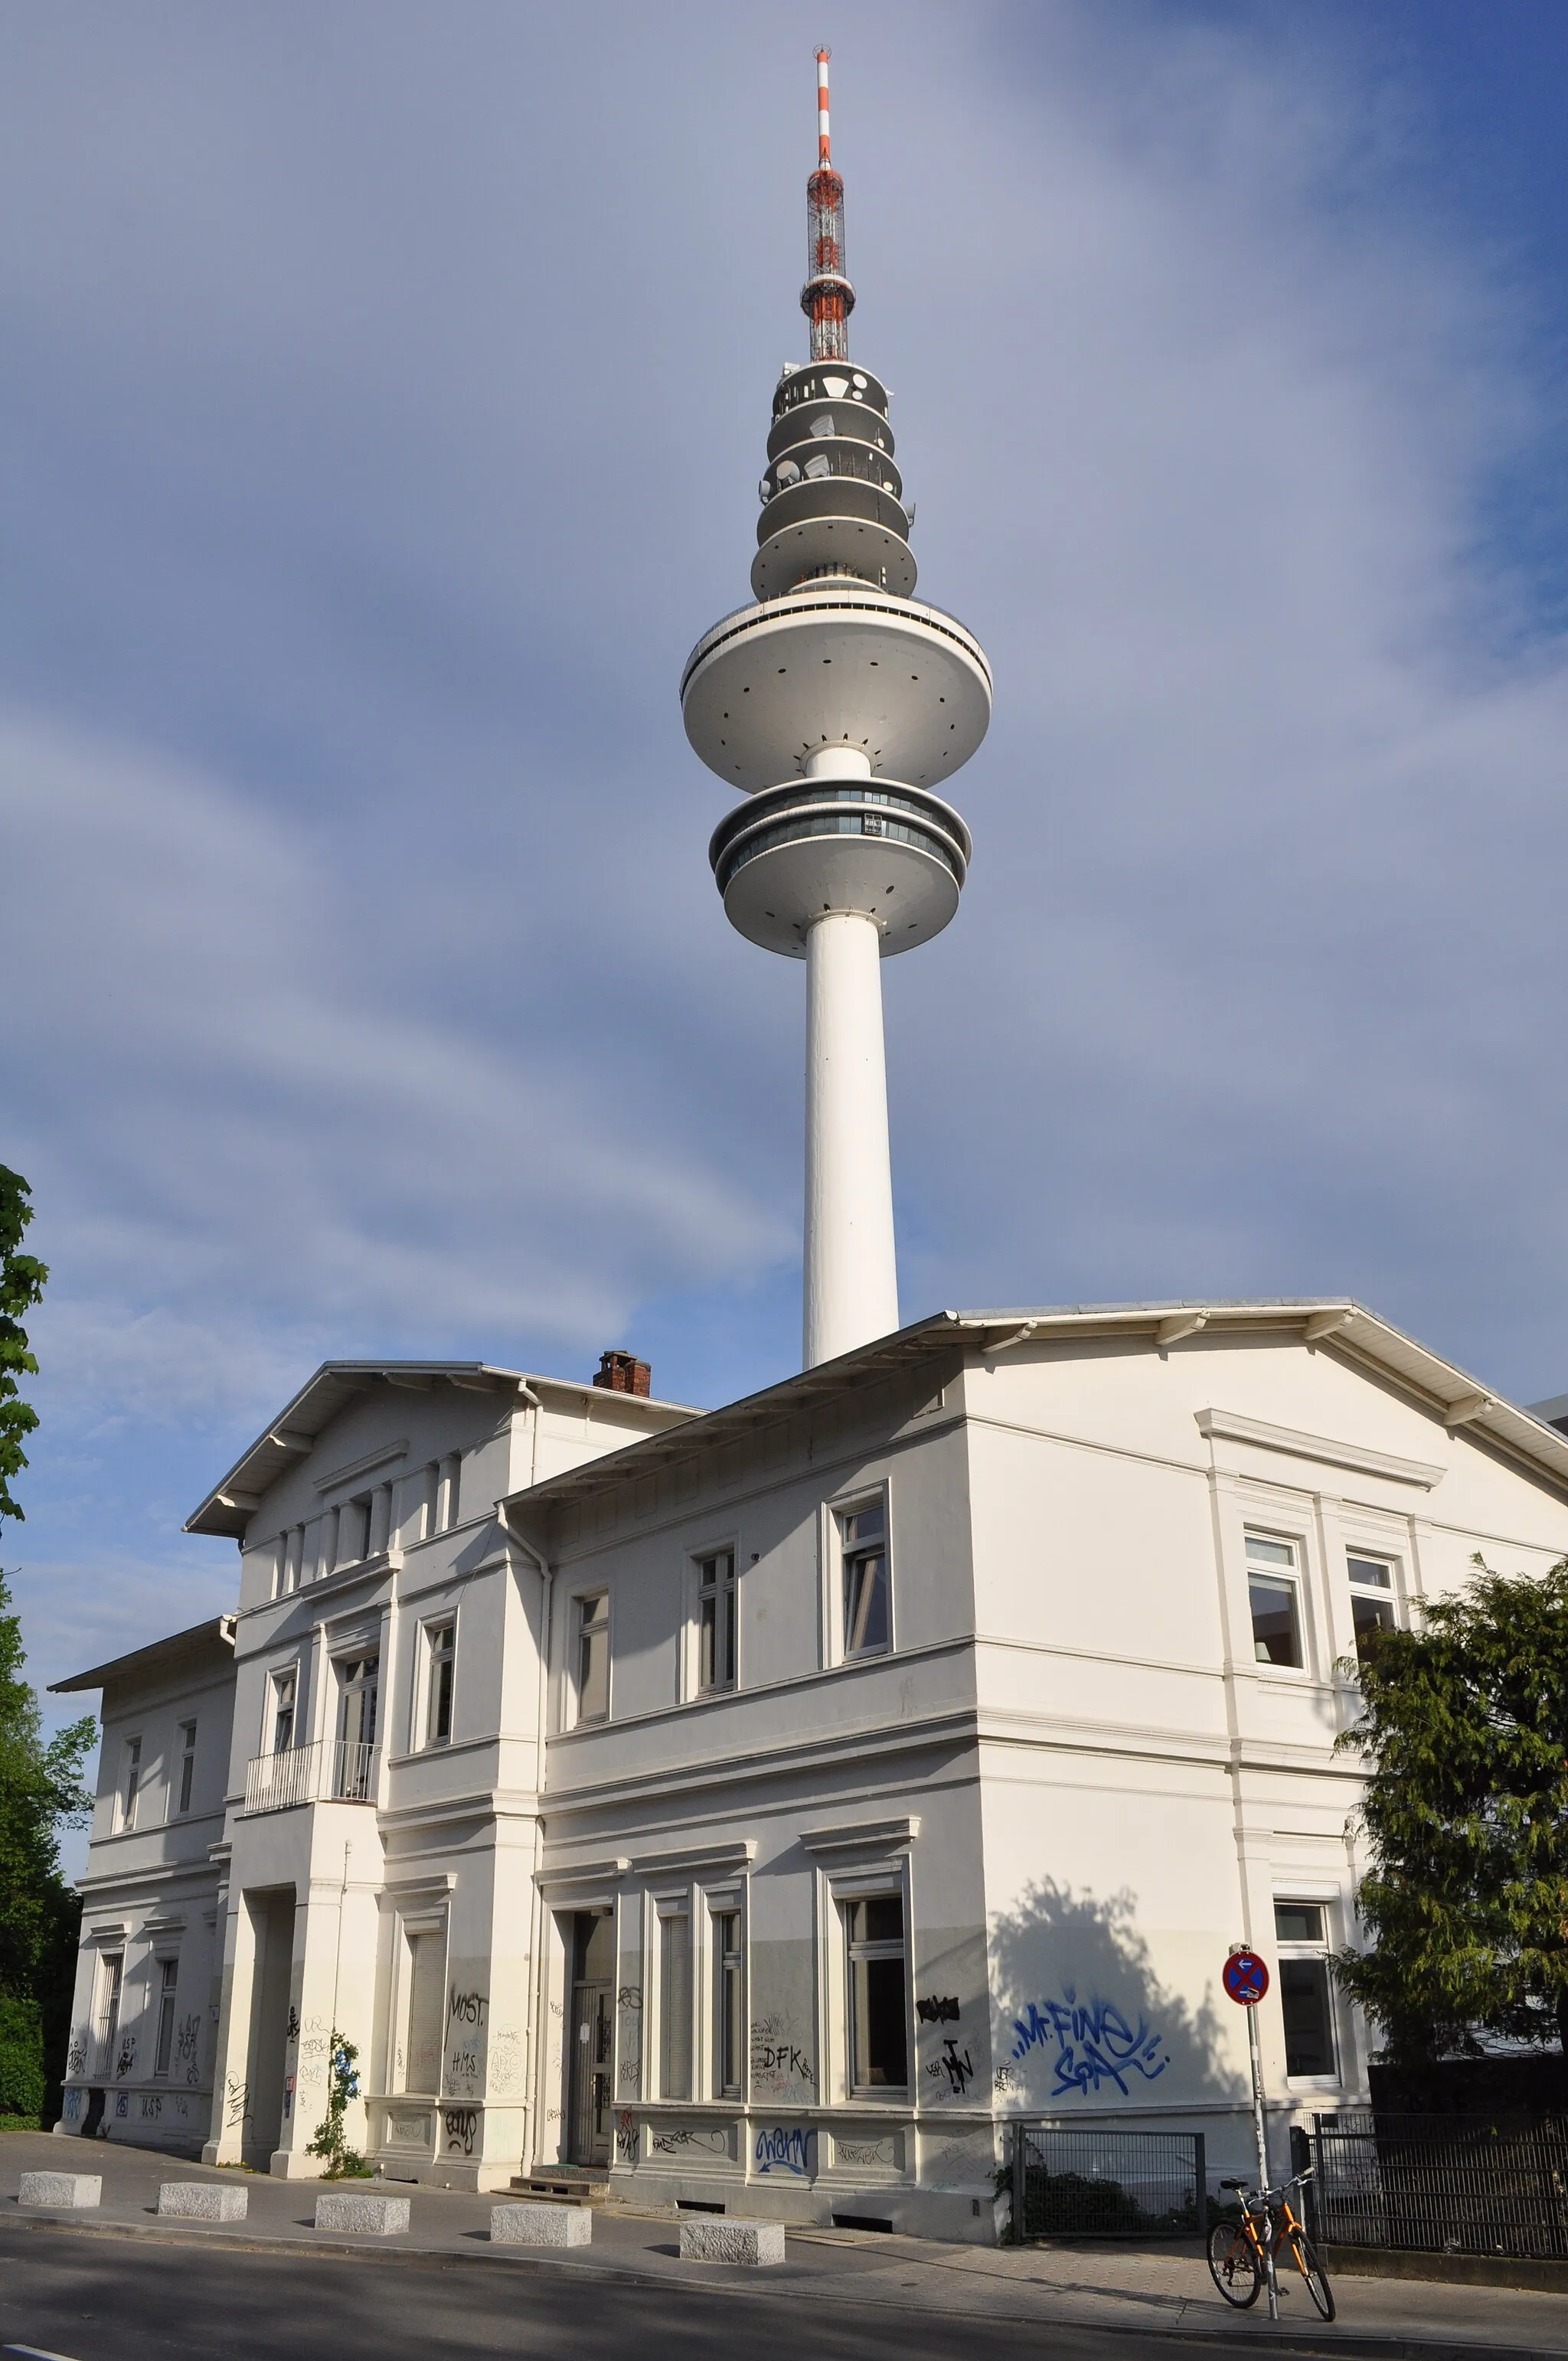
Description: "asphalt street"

(0, 2220), (1272, 2361)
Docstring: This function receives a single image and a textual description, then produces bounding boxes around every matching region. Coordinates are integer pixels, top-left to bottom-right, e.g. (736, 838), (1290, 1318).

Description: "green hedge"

(0, 1996), (45, 2125)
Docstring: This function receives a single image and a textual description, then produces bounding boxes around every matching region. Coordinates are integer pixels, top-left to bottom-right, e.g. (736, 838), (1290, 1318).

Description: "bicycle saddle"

(1218, 2178), (1246, 2191)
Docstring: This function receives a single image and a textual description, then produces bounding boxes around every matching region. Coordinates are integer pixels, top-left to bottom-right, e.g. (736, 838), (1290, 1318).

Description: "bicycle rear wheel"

(1207, 2217), (1263, 2307)
(1284, 2227), (1334, 2320)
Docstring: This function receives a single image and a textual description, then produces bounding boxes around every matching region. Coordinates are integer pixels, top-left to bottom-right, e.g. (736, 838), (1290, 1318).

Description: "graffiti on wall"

(926, 2037), (975, 2098)
(753, 2124), (814, 2177)
(488, 2027), (523, 2096)
(443, 2107), (479, 2157)
(66, 2033), (87, 2077)
(915, 1994), (960, 2026)
(1010, 1990), (1170, 2099)
(750, 2012), (815, 2098)
(651, 2125), (727, 2157)
(616, 1986), (642, 2091)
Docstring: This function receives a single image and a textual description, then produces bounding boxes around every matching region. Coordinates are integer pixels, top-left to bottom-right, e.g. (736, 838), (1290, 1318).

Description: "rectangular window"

(1246, 1533), (1303, 1668)
(335, 1655), (379, 1798)
(425, 1623), (455, 1747)
(153, 1958), (178, 2075)
(576, 1593), (609, 1724)
(176, 1721), (197, 1816)
(271, 1669), (297, 1755)
(96, 1953), (123, 2075)
(660, 1912), (692, 2100)
(846, 1893), (907, 2092)
(697, 1552), (736, 1693)
(1274, 1901), (1338, 2079)
(1348, 1554), (1397, 1661)
(841, 1499), (890, 1659)
(713, 1909), (743, 2098)
(344, 1497), (371, 1563)
(119, 1737), (142, 1830)
(404, 1929), (445, 2095)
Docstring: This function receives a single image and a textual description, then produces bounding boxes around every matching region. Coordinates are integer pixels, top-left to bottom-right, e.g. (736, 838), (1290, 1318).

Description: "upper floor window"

(119, 1737), (142, 1831)
(1347, 1554), (1397, 1660)
(1274, 1900), (1338, 2079)
(425, 1622), (455, 1747)
(697, 1552), (736, 1693)
(841, 1498), (890, 1658)
(175, 1720), (197, 1816)
(271, 1669), (297, 1755)
(335, 1654), (379, 1798)
(1246, 1533), (1303, 1668)
(846, 1893), (906, 2092)
(575, 1593), (609, 1725)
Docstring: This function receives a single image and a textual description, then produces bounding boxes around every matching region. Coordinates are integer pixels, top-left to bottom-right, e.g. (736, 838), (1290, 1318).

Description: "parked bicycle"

(1206, 2167), (1335, 2320)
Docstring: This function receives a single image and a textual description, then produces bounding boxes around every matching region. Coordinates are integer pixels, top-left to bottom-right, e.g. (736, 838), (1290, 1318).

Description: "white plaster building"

(51, 1304), (1568, 2239)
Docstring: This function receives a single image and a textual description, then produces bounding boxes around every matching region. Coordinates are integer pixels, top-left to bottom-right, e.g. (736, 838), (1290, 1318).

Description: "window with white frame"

(840, 1497), (890, 1659)
(152, 1957), (178, 2075)
(175, 1720), (197, 1816)
(697, 1551), (736, 1693)
(1246, 1533), (1304, 1668)
(1347, 1553), (1398, 1661)
(270, 1668), (298, 1755)
(659, 1907), (692, 2099)
(845, 1892), (907, 2092)
(119, 1736), (142, 1830)
(1274, 1901), (1338, 2079)
(403, 1928), (445, 2095)
(96, 1951), (123, 2075)
(575, 1592), (609, 1724)
(335, 1655), (379, 1797)
(424, 1621), (456, 1747)
(712, 1906), (743, 2098)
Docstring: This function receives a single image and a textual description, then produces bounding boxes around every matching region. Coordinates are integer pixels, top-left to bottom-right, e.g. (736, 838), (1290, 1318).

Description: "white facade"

(53, 1307), (1568, 2239)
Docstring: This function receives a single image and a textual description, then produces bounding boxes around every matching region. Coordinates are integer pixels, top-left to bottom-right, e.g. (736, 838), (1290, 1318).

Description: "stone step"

(511, 2170), (609, 2207)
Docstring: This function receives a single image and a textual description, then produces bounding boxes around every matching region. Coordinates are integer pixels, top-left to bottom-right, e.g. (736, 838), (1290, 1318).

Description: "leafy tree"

(305, 2033), (371, 2176)
(1334, 1560), (1568, 2059)
(0, 1167), (47, 1527)
(0, 1566), (95, 2121)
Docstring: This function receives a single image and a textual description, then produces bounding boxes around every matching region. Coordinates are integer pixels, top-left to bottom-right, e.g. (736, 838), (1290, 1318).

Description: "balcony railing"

(243, 1738), (380, 1814)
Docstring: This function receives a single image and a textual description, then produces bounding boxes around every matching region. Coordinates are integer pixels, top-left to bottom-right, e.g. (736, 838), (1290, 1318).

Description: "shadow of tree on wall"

(990, 1878), (1244, 2111)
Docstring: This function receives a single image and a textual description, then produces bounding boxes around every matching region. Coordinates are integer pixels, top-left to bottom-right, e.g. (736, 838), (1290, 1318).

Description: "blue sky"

(5, 1), (1568, 1760)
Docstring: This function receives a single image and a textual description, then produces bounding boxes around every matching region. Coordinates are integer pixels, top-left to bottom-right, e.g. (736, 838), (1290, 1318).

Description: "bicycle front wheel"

(1207, 2218), (1263, 2307)
(1284, 2228), (1334, 2320)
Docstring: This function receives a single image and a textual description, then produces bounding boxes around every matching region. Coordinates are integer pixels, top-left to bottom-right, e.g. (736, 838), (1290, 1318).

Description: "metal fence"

(1011, 2125), (1207, 2241)
(243, 1738), (380, 1814)
(1309, 2111), (1568, 2261)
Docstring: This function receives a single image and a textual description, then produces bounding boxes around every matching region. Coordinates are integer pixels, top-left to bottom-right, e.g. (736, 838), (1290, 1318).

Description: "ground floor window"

(1275, 1901), (1338, 2078)
(153, 1958), (178, 2075)
(846, 1893), (907, 2092)
(660, 1909), (692, 2100)
(713, 1909), (743, 2098)
(403, 1929), (445, 2095)
(96, 1951), (123, 2075)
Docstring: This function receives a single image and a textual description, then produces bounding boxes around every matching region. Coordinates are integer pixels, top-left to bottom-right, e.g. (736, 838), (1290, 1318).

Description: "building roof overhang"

(498, 1298), (1568, 1530)
(184, 1361), (700, 1540)
(49, 1614), (237, 1696)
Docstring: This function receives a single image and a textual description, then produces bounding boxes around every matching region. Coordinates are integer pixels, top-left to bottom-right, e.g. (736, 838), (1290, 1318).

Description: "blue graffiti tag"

(1010, 1990), (1170, 2098)
(753, 2125), (813, 2176)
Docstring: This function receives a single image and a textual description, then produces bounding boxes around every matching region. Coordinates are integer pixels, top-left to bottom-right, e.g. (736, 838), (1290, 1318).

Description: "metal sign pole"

(1246, 1997), (1279, 2320)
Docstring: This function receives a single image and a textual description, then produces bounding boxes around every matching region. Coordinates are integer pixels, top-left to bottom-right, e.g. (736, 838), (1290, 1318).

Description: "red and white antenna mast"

(802, 47), (854, 363)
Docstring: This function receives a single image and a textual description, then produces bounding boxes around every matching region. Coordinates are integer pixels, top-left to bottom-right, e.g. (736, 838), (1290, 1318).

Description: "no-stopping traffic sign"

(1223, 1949), (1270, 2006)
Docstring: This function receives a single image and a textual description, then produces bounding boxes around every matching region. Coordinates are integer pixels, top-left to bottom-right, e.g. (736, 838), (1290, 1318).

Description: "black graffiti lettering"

(916, 1994), (960, 2026)
(448, 1987), (488, 2026)
(443, 2107), (479, 2155)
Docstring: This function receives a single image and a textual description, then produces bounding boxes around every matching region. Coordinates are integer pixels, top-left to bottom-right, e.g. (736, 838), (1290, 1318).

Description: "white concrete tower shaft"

(681, 53), (991, 1367)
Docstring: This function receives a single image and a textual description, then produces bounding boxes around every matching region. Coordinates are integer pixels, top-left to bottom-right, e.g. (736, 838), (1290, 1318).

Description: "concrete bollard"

(18, 2172), (101, 2211)
(158, 2181), (249, 2222)
(490, 2201), (592, 2248)
(678, 2216), (786, 2266)
(314, 2190), (410, 2235)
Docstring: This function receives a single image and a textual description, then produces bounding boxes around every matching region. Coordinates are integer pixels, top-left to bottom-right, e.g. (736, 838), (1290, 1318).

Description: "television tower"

(681, 52), (992, 1367)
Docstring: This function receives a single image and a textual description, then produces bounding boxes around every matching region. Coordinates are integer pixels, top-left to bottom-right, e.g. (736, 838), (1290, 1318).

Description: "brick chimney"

(593, 1350), (651, 1398)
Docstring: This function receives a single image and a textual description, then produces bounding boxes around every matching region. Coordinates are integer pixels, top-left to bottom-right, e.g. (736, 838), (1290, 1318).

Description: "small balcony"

(242, 1739), (380, 1815)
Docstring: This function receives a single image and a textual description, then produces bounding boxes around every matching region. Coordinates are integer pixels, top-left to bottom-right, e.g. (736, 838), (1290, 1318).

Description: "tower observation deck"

(681, 52), (992, 1368)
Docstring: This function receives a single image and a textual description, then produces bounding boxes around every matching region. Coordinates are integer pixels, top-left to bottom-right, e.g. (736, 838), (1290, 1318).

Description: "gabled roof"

(499, 1299), (1568, 1522)
(50, 1615), (236, 1696)
(185, 1360), (699, 1540)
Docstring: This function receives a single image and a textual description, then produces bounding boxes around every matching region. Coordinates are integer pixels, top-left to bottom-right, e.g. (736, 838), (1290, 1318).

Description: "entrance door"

(567, 1911), (615, 2167)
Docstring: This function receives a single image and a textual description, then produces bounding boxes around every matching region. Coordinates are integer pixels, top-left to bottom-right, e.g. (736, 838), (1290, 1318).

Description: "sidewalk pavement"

(4, 2132), (1565, 2358)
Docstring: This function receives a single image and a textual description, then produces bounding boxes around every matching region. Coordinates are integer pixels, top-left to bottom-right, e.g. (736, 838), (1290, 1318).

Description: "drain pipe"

(498, 1496), (552, 2176)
